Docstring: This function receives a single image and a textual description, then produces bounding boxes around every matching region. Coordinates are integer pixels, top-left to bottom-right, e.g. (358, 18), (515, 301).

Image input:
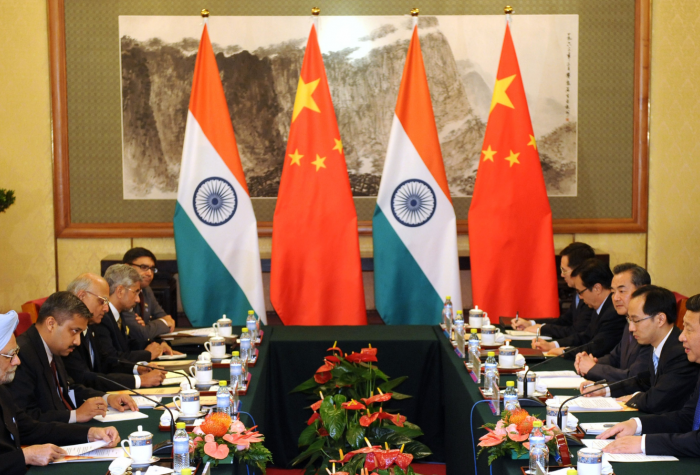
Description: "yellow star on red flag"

(489, 74), (516, 113)
(333, 138), (343, 155)
(482, 145), (497, 162)
(292, 77), (321, 122)
(528, 135), (537, 150)
(311, 154), (326, 171)
(289, 149), (303, 166)
(504, 150), (520, 167)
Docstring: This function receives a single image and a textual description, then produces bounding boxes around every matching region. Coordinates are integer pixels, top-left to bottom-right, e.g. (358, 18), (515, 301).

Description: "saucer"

(130, 456), (160, 468)
(211, 353), (232, 362)
(178, 410), (207, 420)
(498, 363), (525, 370)
(194, 379), (219, 389)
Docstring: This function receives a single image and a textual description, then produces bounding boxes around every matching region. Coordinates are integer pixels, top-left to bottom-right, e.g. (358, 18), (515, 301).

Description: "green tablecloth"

(27, 326), (700, 475)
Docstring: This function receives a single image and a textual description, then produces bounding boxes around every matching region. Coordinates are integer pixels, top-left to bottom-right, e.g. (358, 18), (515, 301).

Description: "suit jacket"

(11, 325), (104, 423)
(63, 325), (139, 391)
(0, 385), (89, 475)
(539, 294), (594, 339)
(121, 286), (170, 342)
(555, 294), (626, 360)
(586, 325), (652, 382)
(642, 372), (700, 457)
(613, 326), (699, 413)
(94, 306), (153, 363)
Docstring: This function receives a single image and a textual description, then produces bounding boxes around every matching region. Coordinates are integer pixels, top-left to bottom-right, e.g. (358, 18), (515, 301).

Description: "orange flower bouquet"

(190, 412), (273, 471)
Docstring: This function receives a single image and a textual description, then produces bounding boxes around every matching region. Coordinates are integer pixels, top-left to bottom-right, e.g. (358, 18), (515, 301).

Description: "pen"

(514, 311), (519, 324)
(582, 382), (596, 389)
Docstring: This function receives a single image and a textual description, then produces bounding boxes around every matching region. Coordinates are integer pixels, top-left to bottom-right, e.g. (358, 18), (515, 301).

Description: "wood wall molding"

(50, 0), (650, 239)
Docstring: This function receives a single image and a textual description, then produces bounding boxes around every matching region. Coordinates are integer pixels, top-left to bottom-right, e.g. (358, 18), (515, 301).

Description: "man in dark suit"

(582, 285), (698, 413)
(10, 292), (137, 423)
(598, 293), (700, 457)
(96, 264), (174, 363)
(576, 263), (652, 385)
(0, 310), (120, 473)
(121, 247), (176, 341)
(533, 259), (626, 359)
(64, 273), (166, 391)
(513, 242), (595, 339)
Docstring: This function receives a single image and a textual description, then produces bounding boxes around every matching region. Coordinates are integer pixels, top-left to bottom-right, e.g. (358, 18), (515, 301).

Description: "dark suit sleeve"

(15, 407), (89, 447)
(0, 451), (28, 475)
(93, 322), (152, 363)
(639, 375), (699, 435)
(63, 349), (137, 391)
(121, 310), (167, 342)
(559, 306), (626, 360)
(645, 431), (700, 458)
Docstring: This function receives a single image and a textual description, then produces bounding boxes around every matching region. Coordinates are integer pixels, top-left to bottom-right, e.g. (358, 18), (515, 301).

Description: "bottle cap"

(182, 469), (192, 475)
(176, 422), (186, 429)
(566, 470), (577, 475)
(446, 295), (451, 299)
(506, 381), (515, 387)
(456, 310), (463, 314)
(248, 310), (254, 314)
(242, 328), (249, 332)
(471, 329), (477, 333)
(219, 380), (227, 386)
(487, 351), (495, 357)
(532, 420), (543, 427)
(232, 351), (240, 356)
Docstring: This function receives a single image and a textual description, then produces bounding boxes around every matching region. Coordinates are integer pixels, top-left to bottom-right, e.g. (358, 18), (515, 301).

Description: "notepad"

(93, 408), (149, 422)
(53, 447), (124, 463)
(550, 396), (623, 412)
(582, 439), (678, 462)
(504, 330), (552, 341)
(131, 396), (162, 409)
(60, 440), (108, 456)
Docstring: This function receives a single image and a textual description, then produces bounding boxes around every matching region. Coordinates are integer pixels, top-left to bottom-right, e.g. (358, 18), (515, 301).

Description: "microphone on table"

(521, 343), (590, 402)
(117, 359), (196, 389)
(95, 374), (176, 443)
(556, 371), (649, 428)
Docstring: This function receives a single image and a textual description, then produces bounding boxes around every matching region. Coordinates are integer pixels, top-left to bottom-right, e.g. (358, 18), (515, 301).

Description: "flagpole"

(411, 8), (419, 28)
(504, 5), (513, 25)
(312, 6), (320, 30)
(201, 8), (209, 26)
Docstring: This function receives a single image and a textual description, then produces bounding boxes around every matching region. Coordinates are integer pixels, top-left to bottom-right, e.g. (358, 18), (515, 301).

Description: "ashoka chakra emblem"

(391, 179), (437, 227)
(193, 177), (237, 226)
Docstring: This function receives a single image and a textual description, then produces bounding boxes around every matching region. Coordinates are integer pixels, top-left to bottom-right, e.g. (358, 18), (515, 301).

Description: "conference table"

(28, 325), (700, 474)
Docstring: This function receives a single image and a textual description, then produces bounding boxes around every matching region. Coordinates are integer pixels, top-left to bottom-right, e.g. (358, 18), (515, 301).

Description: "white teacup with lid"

(498, 341), (519, 368)
(213, 314), (233, 337)
(189, 359), (213, 383)
(204, 333), (227, 358)
(199, 351), (212, 362)
(121, 425), (153, 464)
(481, 325), (498, 346)
(173, 388), (201, 416)
(468, 306), (490, 329)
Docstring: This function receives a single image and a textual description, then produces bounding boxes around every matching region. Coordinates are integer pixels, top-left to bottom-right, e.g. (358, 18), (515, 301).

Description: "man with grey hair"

(0, 310), (121, 472)
(65, 273), (166, 391)
(96, 264), (176, 363)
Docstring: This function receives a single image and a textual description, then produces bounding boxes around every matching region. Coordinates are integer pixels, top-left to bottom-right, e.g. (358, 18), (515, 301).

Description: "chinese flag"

(270, 25), (367, 325)
(468, 24), (559, 321)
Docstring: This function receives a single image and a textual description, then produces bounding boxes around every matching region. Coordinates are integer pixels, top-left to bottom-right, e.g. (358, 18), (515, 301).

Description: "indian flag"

(174, 24), (266, 326)
(372, 24), (462, 325)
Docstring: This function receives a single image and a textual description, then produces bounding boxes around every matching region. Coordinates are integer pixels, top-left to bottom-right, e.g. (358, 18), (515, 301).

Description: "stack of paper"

(534, 370), (586, 389)
(131, 396), (162, 409)
(93, 408), (149, 423)
(54, 441), (125, 463)
(551, 396), (623, 412)
(504, 330), (552, 341)
(580, 422), (616, 435)
(582, 439), (678, 462)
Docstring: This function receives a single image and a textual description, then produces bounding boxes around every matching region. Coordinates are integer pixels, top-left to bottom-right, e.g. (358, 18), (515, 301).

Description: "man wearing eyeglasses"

(121, 248), (176, 341)
(97, 264), (175, 363)
(582, 286), (698, 414)
(0, 310), (121, 473)
(64, 273), (166, 391)
(533, 258), (625, 359)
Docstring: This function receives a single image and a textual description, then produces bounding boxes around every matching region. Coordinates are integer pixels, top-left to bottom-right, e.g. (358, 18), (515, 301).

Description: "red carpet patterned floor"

(266, 464), (446, 475)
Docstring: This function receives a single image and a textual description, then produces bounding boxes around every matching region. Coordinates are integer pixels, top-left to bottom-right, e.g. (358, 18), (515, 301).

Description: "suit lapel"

(27, 326), (66, 411)
(0, 392), (20, 449)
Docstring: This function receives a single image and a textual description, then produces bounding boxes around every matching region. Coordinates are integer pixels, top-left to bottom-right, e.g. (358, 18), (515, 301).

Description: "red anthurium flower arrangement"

(189, 413), (272, 471)
(291, 343), (431, 475)
(477, 408), (559, 465)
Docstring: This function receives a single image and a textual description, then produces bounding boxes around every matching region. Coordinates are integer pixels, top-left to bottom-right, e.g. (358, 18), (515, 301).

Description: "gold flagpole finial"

(410, 8), (420, 17)
(504, 6), (514, 14)
(201, 9), (210, 18)
(311, 7), (321, 16)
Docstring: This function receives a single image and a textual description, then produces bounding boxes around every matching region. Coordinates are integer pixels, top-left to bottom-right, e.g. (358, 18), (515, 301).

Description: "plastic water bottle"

(173, 421), (190, 473)
(246, 310), (258, 341)
(503, 380), (520, 411)
(468, 328), (480, 354)
(483, 351), (499, 395)
(230, 350), (243, 386)
(528, 420), (549, 474)
(239, 328), (251, 384)
(453, 309), (464, 326)
(454, 318), (465, 339)
(442, 296), (453, 326)
(216, 380), (231, 416)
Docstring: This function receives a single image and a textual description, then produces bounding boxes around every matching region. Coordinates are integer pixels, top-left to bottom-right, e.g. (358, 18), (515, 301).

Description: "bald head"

(67, 273), (110, 323)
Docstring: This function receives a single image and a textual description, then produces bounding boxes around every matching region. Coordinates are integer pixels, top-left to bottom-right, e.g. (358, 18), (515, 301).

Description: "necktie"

(653, 352), (659, 374)
(50, 360), (74, 410)
(693, 391), (700, 431)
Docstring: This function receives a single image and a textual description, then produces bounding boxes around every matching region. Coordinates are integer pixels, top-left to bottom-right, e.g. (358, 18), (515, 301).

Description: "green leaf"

(325, 408), (346, 441)
(379, 376), (407, 392)
(319, 398), (335, 421)
(389, 391), (412, 400)
(402, 440), (433, 459)
(298, 421), (319, 447)
(366, 426), (395, 444)
(332, 394), (347, 405)
(372, 367), (390, 382)
(388, 425), (423, 439)
(291, 438), (325, 466)
(344, 454), (366, 475)
(346, 421), (366, 449)
(291, 377), (318, 393)
(393, 467), (406, 475)
(377, 470), (391, 475)
(385, 432), (415, 446)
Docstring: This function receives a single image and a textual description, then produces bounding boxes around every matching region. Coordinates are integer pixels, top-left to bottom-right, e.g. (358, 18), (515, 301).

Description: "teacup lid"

(218, 314), (230, 321)
(200, 351), (211, 359)
(578, 448), (602, 455)
(469, 305), (483, 315)
(210, 334), (225, 342)
(130, 425), (152, 438)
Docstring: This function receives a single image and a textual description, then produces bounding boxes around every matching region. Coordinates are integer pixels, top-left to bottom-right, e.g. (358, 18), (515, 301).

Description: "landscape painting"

(119, 15), (578, 200)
